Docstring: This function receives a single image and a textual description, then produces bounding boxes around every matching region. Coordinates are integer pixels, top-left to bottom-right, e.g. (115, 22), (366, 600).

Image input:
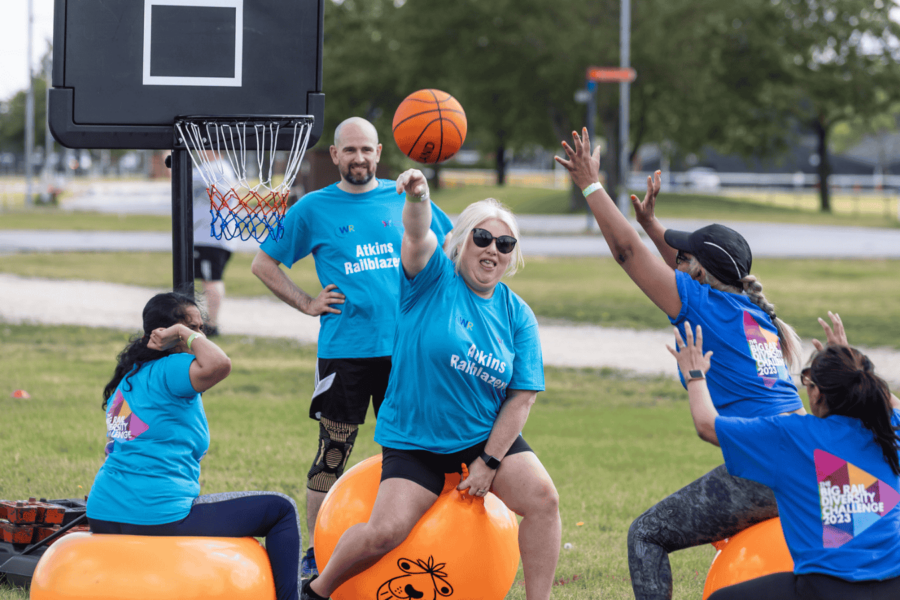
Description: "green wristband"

(186, 332), (203, 351)
(406, 192), (430, 203)
(582, 182), (604, 197)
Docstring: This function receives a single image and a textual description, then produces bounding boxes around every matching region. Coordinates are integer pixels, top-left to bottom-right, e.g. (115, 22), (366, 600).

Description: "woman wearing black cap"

(557, 129), (806, 600)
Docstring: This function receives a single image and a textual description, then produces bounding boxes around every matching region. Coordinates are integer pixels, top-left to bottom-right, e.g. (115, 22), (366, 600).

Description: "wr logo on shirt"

(457, 316), (474, 331)
(335, 224), (355, 237)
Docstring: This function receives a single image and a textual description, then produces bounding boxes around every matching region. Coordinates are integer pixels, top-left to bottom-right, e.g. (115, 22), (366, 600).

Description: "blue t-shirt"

(87, 354), (209, 525)
(670, 270), (802, 417)
(374, 248), (545, 453)
(259, 179), (453, 359)
(717, 410), (900, 581)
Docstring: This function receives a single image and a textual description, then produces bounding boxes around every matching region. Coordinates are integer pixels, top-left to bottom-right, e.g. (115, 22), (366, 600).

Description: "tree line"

(2, 0), (898, 211)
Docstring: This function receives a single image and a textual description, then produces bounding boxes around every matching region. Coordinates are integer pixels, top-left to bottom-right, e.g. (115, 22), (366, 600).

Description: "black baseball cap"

(663, 224), (752, 288)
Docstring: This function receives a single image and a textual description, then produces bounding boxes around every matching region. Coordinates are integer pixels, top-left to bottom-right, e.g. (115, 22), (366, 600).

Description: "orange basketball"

(392, 89), (467, 164)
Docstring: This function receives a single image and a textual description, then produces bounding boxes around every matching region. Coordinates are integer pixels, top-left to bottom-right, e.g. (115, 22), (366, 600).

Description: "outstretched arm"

(251, 250), (345, 316)
(666, 322), (718, 445)
(632, 171), (678, 269)
(397, 169), (437, 278)
(812, 312), (900, 408)
(555, 128), (681, 318)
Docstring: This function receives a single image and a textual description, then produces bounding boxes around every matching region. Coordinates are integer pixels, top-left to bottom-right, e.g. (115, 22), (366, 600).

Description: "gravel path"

(2, 273), (897, 388)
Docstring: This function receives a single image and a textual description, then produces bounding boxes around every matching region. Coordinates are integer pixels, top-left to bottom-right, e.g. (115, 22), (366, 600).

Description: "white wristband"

(582, 182), (604, 197)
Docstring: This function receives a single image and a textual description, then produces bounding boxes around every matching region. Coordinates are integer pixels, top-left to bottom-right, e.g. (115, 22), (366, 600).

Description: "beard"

(341, 163), (375, 186)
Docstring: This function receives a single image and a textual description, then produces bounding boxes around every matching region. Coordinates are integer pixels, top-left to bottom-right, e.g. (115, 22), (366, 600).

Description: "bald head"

(334, 117), (379, 148)
(330, 117), (382, 191)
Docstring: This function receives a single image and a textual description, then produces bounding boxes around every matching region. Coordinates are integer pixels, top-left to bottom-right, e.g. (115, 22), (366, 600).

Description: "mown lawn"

(0, 322), (740, 600)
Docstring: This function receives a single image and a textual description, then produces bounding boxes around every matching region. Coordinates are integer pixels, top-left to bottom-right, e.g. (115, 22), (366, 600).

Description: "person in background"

(192, 154), (237, 337)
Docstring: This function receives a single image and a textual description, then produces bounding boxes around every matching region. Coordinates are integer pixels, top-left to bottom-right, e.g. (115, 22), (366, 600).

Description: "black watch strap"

(480, 451), (501, 470)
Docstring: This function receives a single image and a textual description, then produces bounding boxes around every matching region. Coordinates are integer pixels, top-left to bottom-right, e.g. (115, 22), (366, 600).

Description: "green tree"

(0, 76), (48, 153)
(630, 0), (900, 212)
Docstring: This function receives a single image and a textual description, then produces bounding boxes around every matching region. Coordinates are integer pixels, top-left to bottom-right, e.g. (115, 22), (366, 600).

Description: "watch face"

(689, 370), (704, 379)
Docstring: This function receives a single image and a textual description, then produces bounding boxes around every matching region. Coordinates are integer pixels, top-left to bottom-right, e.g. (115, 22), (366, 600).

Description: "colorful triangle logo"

(742, 312), (790, 388)
(815, 449), (900, 548)
(108, 389), (149, 441)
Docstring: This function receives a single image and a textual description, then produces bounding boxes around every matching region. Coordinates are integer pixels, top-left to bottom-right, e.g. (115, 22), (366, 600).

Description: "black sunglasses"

(675, 250), (690, 265)
(472, 228), (517, 254)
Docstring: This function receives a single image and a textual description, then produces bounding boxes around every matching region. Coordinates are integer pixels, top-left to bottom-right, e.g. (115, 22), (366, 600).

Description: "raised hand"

(554, 128), (602, 190)
(666, 321), (713, 379)
(303, 283), (345, 316)
(631, 170), (662, 226)
(147, 324), (189, 352)
(811, 311), (848, 351)
(395, 168), (429, 200)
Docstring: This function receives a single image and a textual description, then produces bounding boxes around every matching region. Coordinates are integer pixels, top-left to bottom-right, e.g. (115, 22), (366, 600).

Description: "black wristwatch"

(687, 369), (705, 382)
(480, 452), (501, 470)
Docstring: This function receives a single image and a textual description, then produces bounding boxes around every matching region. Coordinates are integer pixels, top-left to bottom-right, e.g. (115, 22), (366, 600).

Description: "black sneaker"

(300, 575), (330, 600)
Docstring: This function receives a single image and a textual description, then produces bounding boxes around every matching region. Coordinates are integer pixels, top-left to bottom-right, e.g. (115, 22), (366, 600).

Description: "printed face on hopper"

(332, 124), (382, 187)
(459, 218), (512, 298)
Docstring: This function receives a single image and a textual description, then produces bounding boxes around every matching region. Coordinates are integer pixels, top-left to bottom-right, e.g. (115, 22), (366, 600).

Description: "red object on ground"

(5, 501), (38, 524)
(0, 521), (35, 544)
(11, 389), (32, 398)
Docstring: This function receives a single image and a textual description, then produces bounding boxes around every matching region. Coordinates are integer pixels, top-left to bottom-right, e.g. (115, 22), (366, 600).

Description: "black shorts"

(193, 246), (232, 281)
(381, 435), (533, 496)
(311, 357), (391, 424)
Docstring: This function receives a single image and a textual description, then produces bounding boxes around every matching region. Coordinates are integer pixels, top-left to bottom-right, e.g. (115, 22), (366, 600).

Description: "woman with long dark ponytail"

(88, 292), (305, 600)
(670, 313), (900, 600)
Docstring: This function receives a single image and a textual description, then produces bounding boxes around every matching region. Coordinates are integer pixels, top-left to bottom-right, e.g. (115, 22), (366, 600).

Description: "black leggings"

(709, 571), (900, 600)
(627, 464), (779, 600)
(89, 491), (301, 600)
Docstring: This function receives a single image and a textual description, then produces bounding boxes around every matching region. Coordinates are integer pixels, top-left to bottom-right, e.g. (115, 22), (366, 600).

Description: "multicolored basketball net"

(176, 116), (313, 242)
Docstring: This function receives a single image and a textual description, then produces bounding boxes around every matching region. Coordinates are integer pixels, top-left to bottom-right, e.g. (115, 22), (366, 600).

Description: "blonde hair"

(687, 259), (802, 368)
(445, 198), (524, 277)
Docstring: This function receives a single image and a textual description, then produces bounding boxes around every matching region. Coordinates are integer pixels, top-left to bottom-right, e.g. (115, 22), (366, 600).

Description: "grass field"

(0, 184), (897, 229)
(1, 252), (898, 349)
(0, 322), (747, 600)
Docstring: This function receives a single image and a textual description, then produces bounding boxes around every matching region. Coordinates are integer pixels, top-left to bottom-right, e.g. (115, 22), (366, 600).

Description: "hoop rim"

(174, 115), (315, 151)
(175, 114), (315, 125)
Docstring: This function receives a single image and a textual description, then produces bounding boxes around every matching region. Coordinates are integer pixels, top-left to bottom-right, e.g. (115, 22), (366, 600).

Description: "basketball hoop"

(175, 116), (314, 242)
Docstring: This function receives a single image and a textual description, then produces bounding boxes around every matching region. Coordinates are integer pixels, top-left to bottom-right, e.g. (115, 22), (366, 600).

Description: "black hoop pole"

(171, 149), (194, 295)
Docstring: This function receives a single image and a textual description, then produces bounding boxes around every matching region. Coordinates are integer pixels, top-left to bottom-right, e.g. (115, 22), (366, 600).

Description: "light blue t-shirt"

(374, 248), (545, 453)
(670, 270), (802, 417)
(259, 179), (453, 359)
(87, 354), (209, 525)
(717, 410), (900, 581)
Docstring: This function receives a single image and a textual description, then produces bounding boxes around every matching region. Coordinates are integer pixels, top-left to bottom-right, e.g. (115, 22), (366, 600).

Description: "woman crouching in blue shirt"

(303, 169), (561, 600)
(671, 317), (900, 600)
(87, 292), (304, 600)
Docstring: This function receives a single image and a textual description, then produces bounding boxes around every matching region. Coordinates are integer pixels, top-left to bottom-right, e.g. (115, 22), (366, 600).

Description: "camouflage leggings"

(627, 464), (779, 600)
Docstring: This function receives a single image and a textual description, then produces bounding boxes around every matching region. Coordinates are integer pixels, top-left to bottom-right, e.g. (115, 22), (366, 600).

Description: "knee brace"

(307, 418), (359, 493)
